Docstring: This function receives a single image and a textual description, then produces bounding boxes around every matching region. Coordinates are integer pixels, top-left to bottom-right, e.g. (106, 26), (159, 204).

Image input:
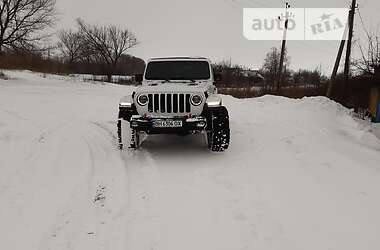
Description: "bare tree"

(57, 29), (84, 65)
(76, 19), (139, 82)
(293, 69), (324, 88)
(0, 0), (56, 53)
(354, 33), (380, 79)
(261, 47), (290, 88)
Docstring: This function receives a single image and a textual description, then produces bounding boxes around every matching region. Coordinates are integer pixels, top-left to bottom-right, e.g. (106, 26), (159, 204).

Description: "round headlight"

(191, 94), (203, 106)
(137, 94), (148, 106)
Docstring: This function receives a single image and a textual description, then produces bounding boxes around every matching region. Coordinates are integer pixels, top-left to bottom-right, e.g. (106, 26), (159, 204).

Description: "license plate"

(152, 120), (183, 128)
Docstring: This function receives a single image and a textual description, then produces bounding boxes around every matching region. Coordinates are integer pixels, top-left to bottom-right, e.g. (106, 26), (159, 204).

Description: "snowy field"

(68, 74), (133, 84)
(1, 70), (380, 250)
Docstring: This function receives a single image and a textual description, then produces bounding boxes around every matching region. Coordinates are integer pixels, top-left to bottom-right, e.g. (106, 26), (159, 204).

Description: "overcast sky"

(56, 0), (379, 74)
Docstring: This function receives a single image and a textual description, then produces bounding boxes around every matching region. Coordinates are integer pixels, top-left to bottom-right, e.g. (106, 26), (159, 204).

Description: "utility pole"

(327, 19), (349, 97)
(343, 0), (357, 86)
(277, 2), (290, 92)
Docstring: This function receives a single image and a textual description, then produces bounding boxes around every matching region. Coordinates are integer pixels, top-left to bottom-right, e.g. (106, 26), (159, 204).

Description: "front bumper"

(130, 115), (207, 134)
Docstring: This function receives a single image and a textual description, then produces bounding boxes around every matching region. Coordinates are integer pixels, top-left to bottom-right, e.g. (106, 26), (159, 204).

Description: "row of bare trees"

(213, 47), (326, 94)
(0, 0), (56, 53)
(354, 33), (380, 80)
(0, 0), (141, 81)
(58, 19), (139, 81)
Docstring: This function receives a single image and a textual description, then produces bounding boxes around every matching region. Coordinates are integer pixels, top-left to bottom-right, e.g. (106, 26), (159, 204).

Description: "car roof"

(148, 57), (210, 62)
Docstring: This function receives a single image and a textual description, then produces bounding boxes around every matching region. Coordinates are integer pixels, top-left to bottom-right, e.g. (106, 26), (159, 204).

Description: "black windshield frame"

(145, 61), (211, 81)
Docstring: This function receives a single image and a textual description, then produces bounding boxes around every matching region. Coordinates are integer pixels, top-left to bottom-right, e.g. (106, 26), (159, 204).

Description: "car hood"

(136, 81), (210, 94)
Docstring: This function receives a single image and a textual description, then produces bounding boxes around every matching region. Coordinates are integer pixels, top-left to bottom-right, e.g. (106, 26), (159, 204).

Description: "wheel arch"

(205, 94), (223, 108)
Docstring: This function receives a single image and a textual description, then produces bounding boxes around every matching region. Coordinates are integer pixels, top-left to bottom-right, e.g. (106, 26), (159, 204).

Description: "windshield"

(145, 61), (211, 80)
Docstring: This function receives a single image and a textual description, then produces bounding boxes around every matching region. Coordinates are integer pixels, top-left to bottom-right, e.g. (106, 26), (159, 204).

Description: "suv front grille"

(148, 93), (191, 114)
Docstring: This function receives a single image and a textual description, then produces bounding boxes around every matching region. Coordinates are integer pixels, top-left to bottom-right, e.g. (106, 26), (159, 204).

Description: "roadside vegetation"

(214, 48), (327, 99)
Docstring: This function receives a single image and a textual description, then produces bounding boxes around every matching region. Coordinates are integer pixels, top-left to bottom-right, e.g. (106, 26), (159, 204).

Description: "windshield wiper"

(160, 78), (197, 83)
(175, 78), (196, 83)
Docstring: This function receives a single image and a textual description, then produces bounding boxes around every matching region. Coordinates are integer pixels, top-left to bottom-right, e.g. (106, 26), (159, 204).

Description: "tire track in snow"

(119, 134), (267, 250)
(90, 121), (119, 143)
(121, 148), (165, 250)
(0, 108), (29, 121)
(38, 122), (129, 250)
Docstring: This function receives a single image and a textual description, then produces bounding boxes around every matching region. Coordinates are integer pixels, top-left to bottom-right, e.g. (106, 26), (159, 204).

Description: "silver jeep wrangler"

(117, 57), (230, 152)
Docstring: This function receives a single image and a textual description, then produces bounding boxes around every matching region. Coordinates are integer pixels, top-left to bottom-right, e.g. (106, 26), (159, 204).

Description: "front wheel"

(130, 128), (140, 149)
(205, 106), (230, 152)
(118, 108), (140, 150)
(117, 118), (141, 150)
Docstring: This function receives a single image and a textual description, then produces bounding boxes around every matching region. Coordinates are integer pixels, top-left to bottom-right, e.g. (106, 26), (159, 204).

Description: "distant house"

(242, 69), (265, 85)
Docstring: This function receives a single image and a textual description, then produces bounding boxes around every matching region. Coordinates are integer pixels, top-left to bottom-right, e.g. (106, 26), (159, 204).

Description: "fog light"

(119, 102), (132, 108)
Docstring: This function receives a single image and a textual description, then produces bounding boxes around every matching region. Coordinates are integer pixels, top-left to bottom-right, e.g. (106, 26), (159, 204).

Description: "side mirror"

(135, 74), (143, 83)
(214, 73), (222, 82)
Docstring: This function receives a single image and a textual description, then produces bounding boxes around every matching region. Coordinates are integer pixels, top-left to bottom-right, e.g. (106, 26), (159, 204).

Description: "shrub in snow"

(0, 71), (9, 80)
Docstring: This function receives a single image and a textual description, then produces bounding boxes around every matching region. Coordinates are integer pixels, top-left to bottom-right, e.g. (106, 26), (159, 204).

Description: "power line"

(357, 7), (370, 39)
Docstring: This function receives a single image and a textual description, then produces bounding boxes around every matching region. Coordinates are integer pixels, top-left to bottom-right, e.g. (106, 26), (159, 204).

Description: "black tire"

(129, 129), (140, 149)
(118, 109), (139, 150)
(205, 106), (230, 152)
(117, 118), (124, 150)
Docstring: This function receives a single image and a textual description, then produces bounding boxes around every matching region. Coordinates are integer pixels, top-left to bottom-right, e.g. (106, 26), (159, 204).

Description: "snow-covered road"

(1, 71), (380, 250)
